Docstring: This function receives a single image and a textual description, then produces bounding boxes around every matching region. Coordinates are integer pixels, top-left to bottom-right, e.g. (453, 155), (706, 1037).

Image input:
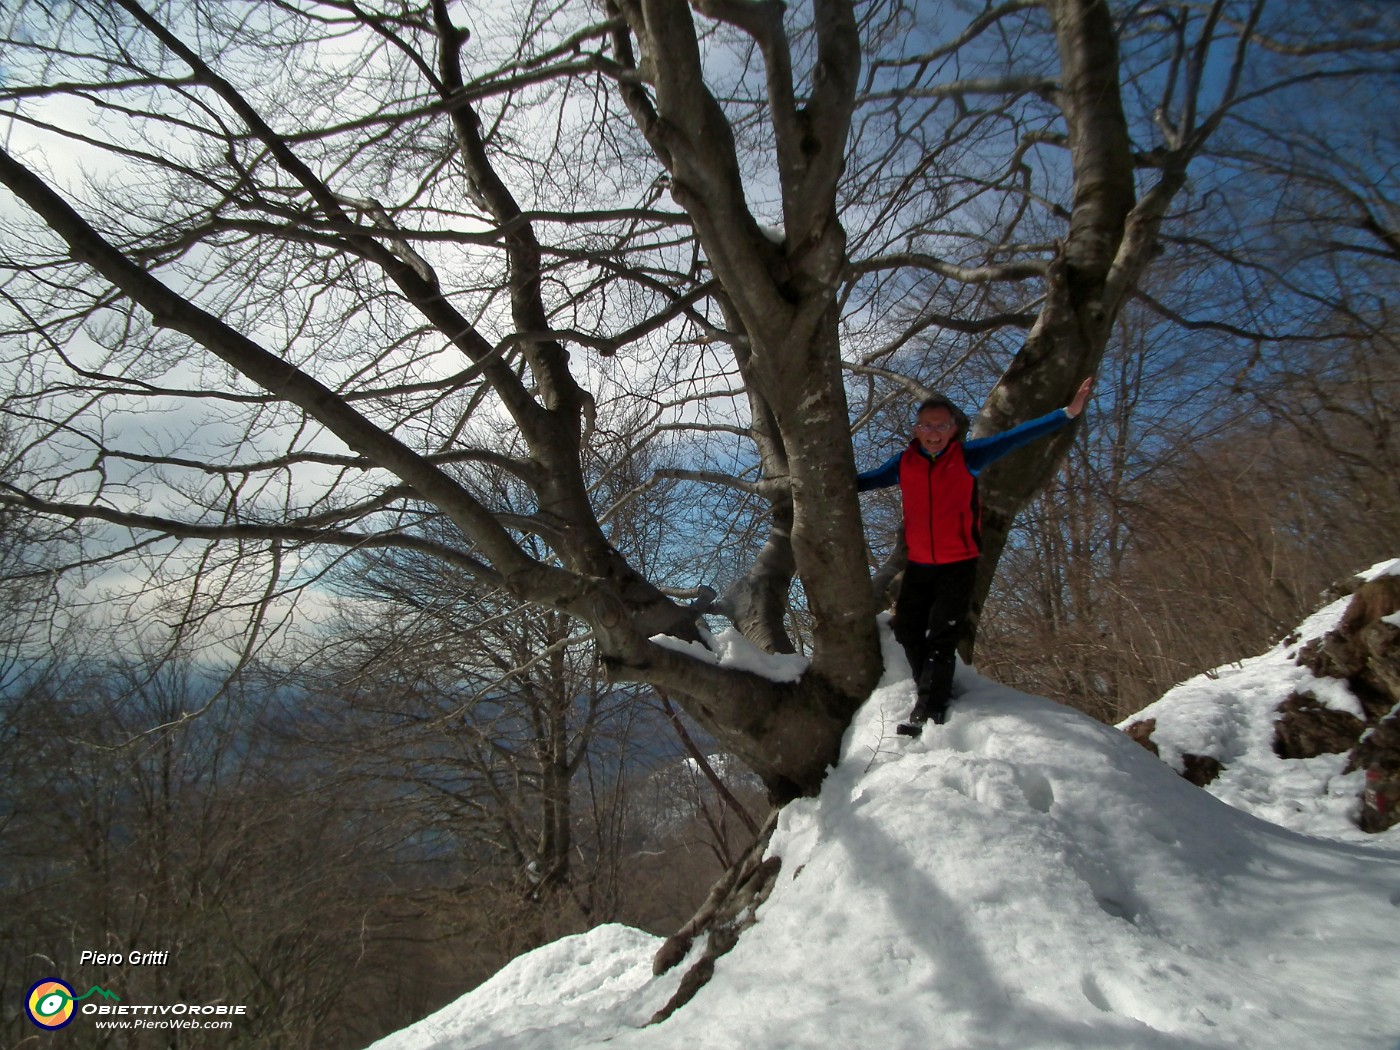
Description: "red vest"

(898, 441), (981, 565)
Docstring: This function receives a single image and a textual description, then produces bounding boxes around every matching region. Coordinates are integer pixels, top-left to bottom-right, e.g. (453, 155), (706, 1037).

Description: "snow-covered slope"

(371, 620), (1400, 1050)
(1119, 558), (1400, 840)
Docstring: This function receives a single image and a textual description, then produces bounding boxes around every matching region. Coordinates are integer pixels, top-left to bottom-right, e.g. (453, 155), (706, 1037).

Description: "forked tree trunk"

(969, 0), (1138, 630)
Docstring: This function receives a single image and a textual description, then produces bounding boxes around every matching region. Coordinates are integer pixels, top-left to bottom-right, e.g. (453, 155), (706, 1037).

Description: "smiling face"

(914, 405), (958, 455)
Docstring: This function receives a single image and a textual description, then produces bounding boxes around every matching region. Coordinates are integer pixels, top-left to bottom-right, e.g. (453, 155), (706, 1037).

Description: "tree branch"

(0, 485), (504, 583)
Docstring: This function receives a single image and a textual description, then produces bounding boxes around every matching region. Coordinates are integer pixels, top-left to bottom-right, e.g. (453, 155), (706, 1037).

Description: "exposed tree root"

(648, 808), (782, 1023)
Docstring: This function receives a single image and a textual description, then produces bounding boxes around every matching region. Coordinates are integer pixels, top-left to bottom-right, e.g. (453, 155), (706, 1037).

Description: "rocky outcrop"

(1125, 568), (1400, 833)
(1271, 693), (1366, 760)
(1123, 717), (1225, 787)
(1293, 572), (1400, 832)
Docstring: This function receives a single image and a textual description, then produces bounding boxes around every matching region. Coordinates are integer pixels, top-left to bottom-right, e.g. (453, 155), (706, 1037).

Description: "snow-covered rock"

(1122, 558), (1400, 836)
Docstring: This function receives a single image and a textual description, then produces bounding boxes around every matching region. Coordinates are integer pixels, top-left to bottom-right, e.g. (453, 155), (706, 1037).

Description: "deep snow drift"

(371, 581), (1400, 1050)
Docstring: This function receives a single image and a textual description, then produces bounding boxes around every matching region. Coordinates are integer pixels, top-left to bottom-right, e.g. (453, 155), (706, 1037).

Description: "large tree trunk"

(602, 0), (884, 764)
(968, 0), (1137, 629)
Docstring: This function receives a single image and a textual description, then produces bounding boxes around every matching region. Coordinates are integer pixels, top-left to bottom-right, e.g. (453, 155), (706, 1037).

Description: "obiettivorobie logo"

(23, 974), (248, 1033)
(25, 978), (120, 1030)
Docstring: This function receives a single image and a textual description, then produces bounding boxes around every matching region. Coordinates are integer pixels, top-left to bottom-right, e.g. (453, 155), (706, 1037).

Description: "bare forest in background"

(1, 0), (1397, 1045)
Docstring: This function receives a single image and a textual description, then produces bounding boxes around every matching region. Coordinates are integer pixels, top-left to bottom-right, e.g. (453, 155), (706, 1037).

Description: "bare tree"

(310, 553), (650, 907)
(1, 0), (1394, 806)
(971, 5), (1400, 723)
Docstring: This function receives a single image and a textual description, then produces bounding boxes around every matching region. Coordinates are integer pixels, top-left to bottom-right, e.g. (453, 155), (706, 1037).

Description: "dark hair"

(916, 395), (970, 440)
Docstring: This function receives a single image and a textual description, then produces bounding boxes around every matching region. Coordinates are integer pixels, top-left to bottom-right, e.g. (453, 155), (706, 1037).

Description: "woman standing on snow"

(857, 377), (1094, 735)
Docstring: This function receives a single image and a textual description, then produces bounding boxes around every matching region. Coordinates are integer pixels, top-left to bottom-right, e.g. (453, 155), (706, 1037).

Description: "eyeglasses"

(914, 422), (955, 434)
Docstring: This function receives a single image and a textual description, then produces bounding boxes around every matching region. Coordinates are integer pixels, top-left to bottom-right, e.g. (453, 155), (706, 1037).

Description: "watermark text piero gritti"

(80, 949), (170, 966)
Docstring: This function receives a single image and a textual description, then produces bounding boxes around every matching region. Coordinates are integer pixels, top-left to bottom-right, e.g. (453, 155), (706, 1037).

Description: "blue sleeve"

(962, 409), (1071, 474)
(856, 451), (902, 492)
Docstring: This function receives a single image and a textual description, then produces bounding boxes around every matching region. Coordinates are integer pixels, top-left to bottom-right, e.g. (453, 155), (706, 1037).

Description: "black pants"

(893, 557), (979, 719)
